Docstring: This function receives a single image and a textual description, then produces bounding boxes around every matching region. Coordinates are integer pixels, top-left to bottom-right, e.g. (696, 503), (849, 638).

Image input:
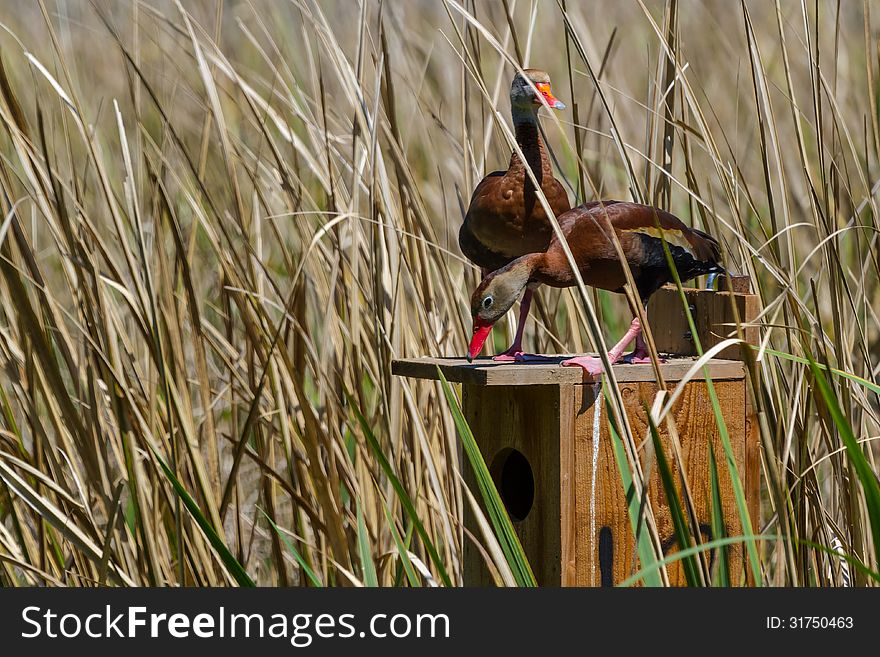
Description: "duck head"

(467, 260), (533, 361)
(510, 68), (566, 112)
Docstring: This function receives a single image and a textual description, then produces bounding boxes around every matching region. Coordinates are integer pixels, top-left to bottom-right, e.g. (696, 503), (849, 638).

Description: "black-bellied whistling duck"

(466, 201), (724, 375)
(459, 69), (571, 360)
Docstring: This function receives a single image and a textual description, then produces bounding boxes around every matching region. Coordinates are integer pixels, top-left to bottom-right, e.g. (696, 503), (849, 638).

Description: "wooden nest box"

(392, 276), (760, 586)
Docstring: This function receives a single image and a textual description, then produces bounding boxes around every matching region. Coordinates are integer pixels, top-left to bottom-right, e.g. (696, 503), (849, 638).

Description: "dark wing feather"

(687, 227), (722, 265)
(602, 203), (724, 298)
(540, 201), (723, 300)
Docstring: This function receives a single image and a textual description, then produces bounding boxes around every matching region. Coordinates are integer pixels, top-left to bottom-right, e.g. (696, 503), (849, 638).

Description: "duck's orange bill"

(536, 83), (566, 110)
(467, 317), (494, 362)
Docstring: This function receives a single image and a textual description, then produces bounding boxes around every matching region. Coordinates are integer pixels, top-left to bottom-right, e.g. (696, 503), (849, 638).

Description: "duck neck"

(513, 251), (546, 285)
(509, 107), (547, 184)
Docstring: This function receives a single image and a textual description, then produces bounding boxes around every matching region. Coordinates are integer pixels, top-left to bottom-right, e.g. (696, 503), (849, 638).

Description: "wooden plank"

(573, 379), (748, 586)
(394, 356), (583, 386)
(720, 274), (752, 294)
(393, 356), (745, 386)
(457, 375), (757, 586)
(745, 385), (761, 583)
(462, 384), (568, 586)
(647, 284), (759, 360)
(559, 384), (577, 585)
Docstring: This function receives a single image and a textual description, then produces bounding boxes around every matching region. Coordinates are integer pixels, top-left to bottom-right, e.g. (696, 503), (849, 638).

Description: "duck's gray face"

(510, 70), (566, 111)
(467, 268), (529, 361)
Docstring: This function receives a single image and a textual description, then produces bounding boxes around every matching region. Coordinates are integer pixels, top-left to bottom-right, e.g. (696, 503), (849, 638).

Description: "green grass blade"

(657, 223), (762, 585)
(357, 501), (378, 587)
(261, 509), (323, 587)
(708, 443), (730, 587)
(807, 356), (880, 567)
(606, 403), (663, 587)
(797, 539), (880, 584)
(149, 445), (254, 586)
(381, 501), (420, 587)
(647, 415), (702, 586)
(762, 347), (880, 396)
(619, 535), (778, 587)
(702, 369), (762, 585)
(346, 392), (453, 587)
(436, 368), (536, 587)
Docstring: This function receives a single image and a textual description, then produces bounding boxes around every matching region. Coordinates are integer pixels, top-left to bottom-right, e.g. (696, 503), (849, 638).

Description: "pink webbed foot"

(492, 343), (523, 363)
(621, 349), (666, 365)
(492, 351), (523, 362)
(561, 356), (606, 377)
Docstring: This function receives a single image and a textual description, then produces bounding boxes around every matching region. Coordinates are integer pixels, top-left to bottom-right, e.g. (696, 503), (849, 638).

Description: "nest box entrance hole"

(490, 448), (535, 521)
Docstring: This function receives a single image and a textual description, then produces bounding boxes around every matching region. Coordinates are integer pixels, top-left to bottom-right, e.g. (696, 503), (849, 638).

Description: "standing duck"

(465, 201), (724, 375)
(459, 69), (571, 360)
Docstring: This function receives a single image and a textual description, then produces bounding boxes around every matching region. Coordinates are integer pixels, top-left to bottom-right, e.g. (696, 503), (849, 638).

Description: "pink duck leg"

(497, 287), (574, 363)
(622, 329), (652, 364)
(493, 287), (533, 361)
(561, 316), (665, 376)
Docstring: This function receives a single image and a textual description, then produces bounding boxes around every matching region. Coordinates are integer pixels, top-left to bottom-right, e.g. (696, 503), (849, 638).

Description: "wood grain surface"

(572, 379), (749, 586)
(457, 376), (756, 586)
(392, 356), (745, 386)
(461, 383), (570, 586)
(647, 284), (759, 360)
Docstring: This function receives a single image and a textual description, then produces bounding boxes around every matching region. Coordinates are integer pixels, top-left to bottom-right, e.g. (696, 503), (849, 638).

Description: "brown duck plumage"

(459, 69), (571, 273)
(458, 69), (571, 360)
(467, 201), (724, 371)
(529, 201), (722, 300)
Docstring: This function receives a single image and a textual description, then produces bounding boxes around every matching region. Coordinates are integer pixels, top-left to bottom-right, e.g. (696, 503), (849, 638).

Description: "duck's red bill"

(536, 83), (566, 110)
(467, 318), (494, 362)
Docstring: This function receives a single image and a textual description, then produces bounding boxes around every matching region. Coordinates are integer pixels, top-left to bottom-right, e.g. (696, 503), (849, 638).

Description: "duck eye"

(482, 296), (493, 309)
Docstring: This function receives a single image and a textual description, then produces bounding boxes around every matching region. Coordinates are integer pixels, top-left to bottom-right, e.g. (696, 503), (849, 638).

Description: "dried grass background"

(0, 0), (877, 586)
